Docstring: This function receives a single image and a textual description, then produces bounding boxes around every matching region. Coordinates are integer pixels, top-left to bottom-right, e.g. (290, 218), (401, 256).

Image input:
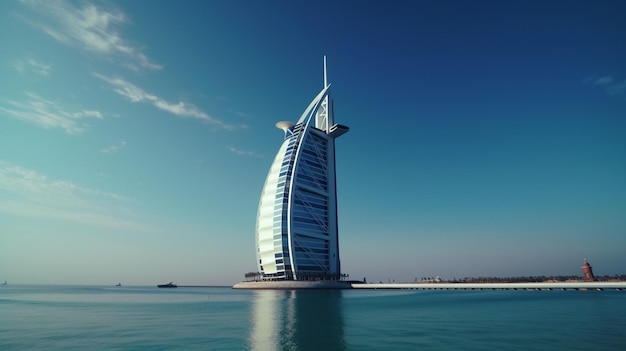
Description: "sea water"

(1, 285), (625, 350)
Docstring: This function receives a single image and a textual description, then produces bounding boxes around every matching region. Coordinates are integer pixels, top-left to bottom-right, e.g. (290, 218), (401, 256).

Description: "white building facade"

(255, 58), (349, 281)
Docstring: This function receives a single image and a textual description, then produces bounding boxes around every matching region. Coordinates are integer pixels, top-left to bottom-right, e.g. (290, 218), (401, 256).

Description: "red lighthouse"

(581, 258), (595, 282)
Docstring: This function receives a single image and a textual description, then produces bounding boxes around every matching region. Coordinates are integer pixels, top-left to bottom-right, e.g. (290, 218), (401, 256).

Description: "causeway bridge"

(350, 281), (626, 291)
(233, 280), (626, 290)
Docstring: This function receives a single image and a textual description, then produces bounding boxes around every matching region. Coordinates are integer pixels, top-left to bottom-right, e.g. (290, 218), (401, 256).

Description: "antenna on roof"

(323, 55), (328, 88)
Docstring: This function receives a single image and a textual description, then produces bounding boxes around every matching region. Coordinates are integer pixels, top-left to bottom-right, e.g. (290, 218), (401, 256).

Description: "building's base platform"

(232, 281), (353, 289)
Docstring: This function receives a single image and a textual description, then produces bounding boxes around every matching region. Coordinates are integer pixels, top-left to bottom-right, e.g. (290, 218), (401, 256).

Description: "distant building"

(581, 258), (595, 282)
(255, 57), (349, 281)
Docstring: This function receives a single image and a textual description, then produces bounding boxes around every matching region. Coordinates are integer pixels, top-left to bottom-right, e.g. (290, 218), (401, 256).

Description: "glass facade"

(255, 77), (349, 281)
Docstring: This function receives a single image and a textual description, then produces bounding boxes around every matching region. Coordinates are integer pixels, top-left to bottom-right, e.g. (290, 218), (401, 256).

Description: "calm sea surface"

(1, 285), (625, 350)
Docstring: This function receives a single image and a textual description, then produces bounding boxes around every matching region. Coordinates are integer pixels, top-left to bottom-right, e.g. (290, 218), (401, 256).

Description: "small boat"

(115, 282), (121, 287)
(157, 282), (177, 288)
(1, 280), (6, 286)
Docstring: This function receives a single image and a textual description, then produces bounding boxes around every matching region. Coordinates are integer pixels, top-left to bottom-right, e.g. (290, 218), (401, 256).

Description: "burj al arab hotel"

(255, 57), (349, 281)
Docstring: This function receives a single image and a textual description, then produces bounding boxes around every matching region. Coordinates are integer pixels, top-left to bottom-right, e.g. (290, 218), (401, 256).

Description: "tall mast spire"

(323, 55), (328, 88)
(315, 55), (333, 132)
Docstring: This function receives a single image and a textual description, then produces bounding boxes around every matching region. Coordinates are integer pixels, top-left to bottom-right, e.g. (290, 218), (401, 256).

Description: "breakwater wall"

(233, 281), (626, 290)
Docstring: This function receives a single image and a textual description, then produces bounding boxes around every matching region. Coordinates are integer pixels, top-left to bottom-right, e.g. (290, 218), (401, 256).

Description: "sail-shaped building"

(255, 57), (349, 281)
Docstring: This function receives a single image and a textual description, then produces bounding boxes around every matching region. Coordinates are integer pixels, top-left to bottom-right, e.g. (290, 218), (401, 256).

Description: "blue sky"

(1, 0), (624, 285)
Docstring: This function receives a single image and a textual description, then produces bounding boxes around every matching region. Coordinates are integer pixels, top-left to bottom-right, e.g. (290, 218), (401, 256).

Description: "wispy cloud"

(606, 80), (626, 98)
(102, 141), (128, 154)
(13, 58), (52, 76)
(18, 0), (161, 71)
(591, 75), (614, 86)
(0, 92), (103, 134)
(93, 73), (243, 130)
(0, 161), (146, 231)
(226, 146), (261, 157)
(586, 74), (626, 98)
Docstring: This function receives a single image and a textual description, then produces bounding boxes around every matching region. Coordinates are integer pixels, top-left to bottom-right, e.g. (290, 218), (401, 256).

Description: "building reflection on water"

(248, 289), (346, 350)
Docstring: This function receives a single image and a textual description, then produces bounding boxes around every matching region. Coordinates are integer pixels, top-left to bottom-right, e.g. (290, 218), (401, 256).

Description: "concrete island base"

(232, 281), (353, 289)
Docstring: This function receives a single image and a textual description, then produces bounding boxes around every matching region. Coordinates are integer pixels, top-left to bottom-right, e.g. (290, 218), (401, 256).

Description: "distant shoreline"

(351, 281), (626, 291)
